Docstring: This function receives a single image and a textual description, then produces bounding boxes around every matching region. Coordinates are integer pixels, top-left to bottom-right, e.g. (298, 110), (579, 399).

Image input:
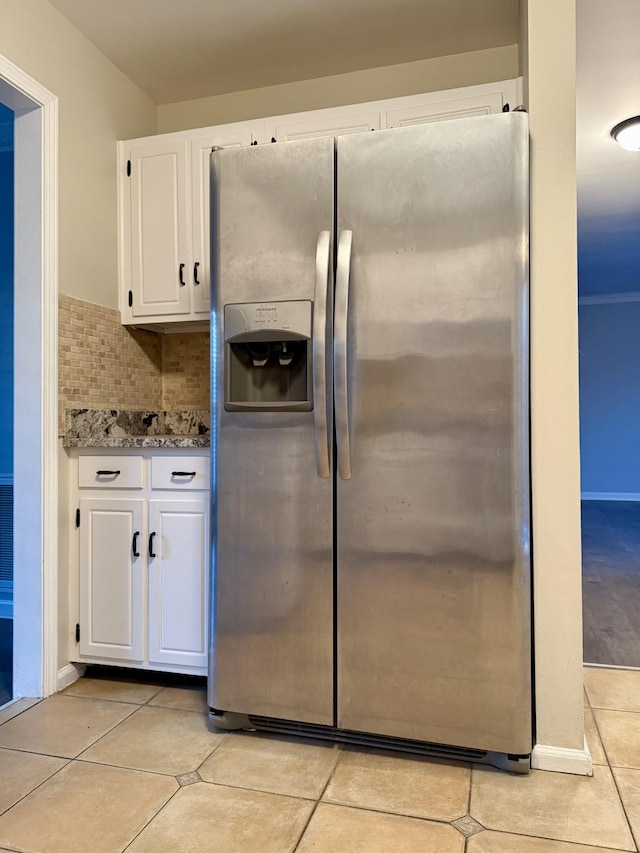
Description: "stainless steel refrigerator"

(208, 112), (531, 772)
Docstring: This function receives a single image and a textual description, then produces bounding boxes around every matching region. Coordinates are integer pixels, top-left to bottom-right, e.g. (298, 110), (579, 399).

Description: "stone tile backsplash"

(58, 295), (210, 435)
(161, 332), (210, 411)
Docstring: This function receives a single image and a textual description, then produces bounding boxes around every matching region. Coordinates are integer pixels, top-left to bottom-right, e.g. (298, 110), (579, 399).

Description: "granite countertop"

(63, 409), (210, 448)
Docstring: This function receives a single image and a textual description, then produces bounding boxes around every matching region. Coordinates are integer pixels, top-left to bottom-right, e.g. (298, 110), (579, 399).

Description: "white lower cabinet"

(74, 451), (209, 675)
(79, 498), (145, 662)
(148, 499), (209, 669)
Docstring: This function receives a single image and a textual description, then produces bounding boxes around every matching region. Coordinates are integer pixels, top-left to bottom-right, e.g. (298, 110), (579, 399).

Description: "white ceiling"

(577, 0), (640, 220)
(577, 0), (640, 295)
(46, 0), (518, 105)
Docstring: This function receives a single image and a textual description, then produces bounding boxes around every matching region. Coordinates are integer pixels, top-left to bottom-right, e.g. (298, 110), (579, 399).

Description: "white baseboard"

(56, 662), (85, 692)
(581, 492), (640, 501)
(531, 738), (593, 776)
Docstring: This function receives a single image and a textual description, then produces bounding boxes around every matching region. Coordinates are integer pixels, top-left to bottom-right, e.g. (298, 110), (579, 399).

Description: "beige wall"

(524, 0), (585, 758)
(158, 45), (518, 132)
(0, 0), (157, 309)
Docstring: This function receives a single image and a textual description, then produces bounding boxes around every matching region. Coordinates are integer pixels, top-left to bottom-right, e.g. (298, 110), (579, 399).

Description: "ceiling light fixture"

(610, 116), (640, 151)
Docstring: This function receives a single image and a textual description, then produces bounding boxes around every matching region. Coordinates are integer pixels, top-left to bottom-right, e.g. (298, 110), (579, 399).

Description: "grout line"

(473, 825), (638, 851)
(591, 693), (640, 851)
(311, 796), (466, 827)
(121, 777), (183, 852)
(71, 700), (143, 761)
(590, 706), (640, 715)
(71, 754), (189, 780)
(466, 760), (473, 817)
(606, 760), (640, 852)
(59, 692), (162, 707)
(0, 699), (43, 728)
(0, 757), (72, 820)
(65, 686), (209, 714)
(196, 777), (318, 802)
(193, 730), (228, 774)
(291, 745), (345, 852)
(0, 744), (74, 761)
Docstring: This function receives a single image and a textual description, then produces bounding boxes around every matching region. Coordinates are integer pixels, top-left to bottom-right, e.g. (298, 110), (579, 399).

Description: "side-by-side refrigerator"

(208, 112), (531, 772)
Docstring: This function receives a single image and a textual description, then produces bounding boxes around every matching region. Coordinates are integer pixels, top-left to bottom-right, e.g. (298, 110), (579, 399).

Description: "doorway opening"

(0, 55), (58, 707)
(577, 0), (640, 671)
(579, 284), (640, 668)
(0, 101), (13, 705)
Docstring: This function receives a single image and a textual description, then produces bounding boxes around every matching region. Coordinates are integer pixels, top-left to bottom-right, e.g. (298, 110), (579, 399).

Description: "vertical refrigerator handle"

(313, 231), (331, 478)
(334, 230), (353, 480)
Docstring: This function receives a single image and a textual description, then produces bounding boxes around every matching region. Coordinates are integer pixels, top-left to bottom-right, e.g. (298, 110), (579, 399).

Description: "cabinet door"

(79, 499), (145, 662)
(191, 123), (255, 316)
(384, 92), (505, 129)
(148, 499), (209, 669)
(129, 141), (191, 317)
(264, 108), (382, 142)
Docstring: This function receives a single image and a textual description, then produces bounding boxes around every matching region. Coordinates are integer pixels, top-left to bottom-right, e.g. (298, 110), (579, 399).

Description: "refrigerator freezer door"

(209, 138), (335, 725)
(335, 114), (531, 754)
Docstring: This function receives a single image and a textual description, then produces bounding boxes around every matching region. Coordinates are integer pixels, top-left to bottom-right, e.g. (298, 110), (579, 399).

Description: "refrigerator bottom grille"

(244, 714), (530, 774)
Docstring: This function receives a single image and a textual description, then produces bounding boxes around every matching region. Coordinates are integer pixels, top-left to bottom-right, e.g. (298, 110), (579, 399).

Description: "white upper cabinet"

(190, 122), (255, 317)
(119, 79), (520, 330)
(264, 108), (382, 143)
(384, 91), (506, 128)
(120, 120), (263, 330)
(129, 141), (191, 318)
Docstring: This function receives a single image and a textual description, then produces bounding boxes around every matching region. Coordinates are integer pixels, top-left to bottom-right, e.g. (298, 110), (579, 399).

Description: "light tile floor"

(0, 666), (635, 852)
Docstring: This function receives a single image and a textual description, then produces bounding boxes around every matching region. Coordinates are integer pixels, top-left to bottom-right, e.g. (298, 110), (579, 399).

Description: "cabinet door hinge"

(128, 290), (133, 308)
(75, 508), (80, 528)
(126, 159), (131, 176)
(75, 623), (80, 643)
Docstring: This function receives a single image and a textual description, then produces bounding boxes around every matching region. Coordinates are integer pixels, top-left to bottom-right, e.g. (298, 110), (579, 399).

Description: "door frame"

(0, 53), (58, 699)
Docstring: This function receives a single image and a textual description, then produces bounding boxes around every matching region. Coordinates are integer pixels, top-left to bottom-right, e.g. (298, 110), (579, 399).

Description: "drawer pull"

(96, 469), (121, 476)
(171, 470), (196, 477)
(149, 531), (157, 558)
(132, 531), (140, 557)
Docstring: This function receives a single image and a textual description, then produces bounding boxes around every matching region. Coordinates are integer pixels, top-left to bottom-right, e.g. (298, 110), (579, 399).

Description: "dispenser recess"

(224, 301), (313, 411)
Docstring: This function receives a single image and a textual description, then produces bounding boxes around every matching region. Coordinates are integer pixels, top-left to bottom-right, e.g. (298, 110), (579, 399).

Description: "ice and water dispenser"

(224, 301), (313, 411)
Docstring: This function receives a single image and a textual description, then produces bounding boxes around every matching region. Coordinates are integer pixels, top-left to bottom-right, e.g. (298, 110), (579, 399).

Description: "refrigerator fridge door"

(209, 137), (335, 725)
(335, 113), (531, 754)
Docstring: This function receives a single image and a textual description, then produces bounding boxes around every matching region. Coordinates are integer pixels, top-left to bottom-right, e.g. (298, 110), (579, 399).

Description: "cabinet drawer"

(151, 456), (209, 490)
(78, 456), (144, 489)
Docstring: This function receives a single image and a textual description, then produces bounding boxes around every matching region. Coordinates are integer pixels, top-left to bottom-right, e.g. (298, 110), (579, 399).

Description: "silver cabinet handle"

(334, 230), (352, 480)
(313, 231), (331, 478)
